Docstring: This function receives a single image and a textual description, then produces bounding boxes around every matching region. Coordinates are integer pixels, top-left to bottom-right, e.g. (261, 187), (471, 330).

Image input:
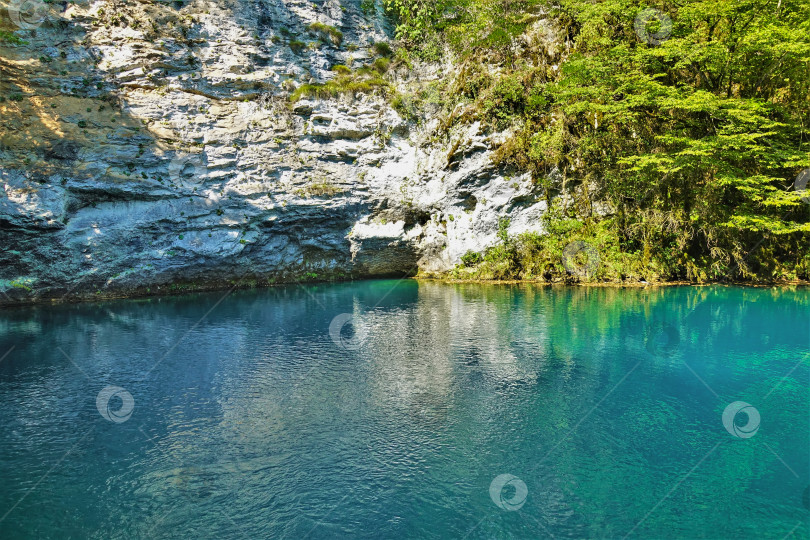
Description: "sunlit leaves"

(391, 0), (810, 279)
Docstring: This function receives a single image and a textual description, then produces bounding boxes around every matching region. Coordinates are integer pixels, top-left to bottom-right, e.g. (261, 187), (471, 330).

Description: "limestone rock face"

(0, 0), (548, 303)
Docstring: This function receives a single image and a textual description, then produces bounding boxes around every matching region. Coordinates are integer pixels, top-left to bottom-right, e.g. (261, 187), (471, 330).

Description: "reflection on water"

(0, 282), (808, 539)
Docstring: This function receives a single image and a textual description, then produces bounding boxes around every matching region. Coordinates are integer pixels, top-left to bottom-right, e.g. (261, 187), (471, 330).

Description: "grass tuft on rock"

(308, 22), (343, 46)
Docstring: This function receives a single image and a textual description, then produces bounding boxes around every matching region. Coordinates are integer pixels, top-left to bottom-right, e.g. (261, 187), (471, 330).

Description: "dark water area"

(0, 281), (808, 538)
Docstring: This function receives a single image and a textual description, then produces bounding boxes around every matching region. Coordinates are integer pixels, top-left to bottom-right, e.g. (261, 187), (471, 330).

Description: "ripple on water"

(0, 282), (807, 539)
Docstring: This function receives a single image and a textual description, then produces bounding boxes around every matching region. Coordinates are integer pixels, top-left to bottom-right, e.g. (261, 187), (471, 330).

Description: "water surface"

(0, 282), (808, 538)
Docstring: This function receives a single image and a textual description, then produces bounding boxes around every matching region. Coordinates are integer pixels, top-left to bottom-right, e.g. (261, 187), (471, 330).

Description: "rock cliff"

(0, 0), (549, 303)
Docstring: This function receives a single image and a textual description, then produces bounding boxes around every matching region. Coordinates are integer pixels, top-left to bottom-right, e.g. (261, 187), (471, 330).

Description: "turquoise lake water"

(0, 281), (808, 538)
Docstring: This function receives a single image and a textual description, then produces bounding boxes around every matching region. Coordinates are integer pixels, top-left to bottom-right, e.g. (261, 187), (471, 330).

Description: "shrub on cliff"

(389, 0), (810, 282)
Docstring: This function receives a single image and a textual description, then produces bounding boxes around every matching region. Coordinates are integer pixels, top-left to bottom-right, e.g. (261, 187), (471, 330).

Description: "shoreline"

(418, 277), (810, 288)
(1, 275), (808, 309)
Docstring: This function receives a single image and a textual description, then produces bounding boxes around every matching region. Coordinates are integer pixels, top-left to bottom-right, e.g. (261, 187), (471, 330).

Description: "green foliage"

(372, 41), (393, 57)
(460, 250), (481, 267)
(496, 217), (511, 243)
(483, 74), (529, 126)
(291, 61), (392, 101)
(291, 78), (389, 101)
(453, 205), (660, 282)
(361, 0), (377, 16)
(0, 31), (25, 45)
(372, 57), (391, 73)
(384, 0), (448, 42)
(384, 0), (546, 59)
(543, 0), (810, 280)
(391, 91), (422, 121)
(288, 40), (306, 54)
(294, 181), (345, 198)
(10, 280), (33, 292)
(399, 0), (810, 282)
(308, 22), (343, 46)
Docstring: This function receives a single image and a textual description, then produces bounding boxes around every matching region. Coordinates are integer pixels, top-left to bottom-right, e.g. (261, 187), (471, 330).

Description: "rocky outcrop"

(0, 0), (548, 304)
